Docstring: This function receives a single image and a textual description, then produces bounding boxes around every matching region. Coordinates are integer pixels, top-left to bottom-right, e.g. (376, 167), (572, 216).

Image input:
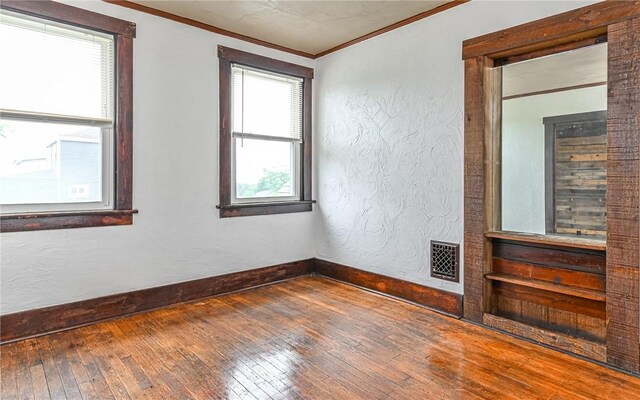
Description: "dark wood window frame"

(0, 0), (136, 232)
(217, 46), (314, 218)
(462, 1), (640, 373)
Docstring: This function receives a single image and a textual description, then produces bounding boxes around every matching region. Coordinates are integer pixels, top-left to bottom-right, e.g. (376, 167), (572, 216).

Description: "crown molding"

(104, 0), (470, 59)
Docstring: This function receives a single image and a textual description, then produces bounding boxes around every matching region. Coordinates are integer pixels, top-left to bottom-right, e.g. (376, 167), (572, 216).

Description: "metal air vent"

(430, 241), (459, 282)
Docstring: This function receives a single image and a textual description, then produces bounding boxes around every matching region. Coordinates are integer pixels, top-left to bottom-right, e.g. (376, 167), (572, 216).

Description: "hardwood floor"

(1, 276), (638, 399)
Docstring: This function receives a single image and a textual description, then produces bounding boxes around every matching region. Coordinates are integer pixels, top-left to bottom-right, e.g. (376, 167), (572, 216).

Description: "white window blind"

(231, 64), (303, 141)
(0, 11), (114, 121)
(0, 10), (115, 213)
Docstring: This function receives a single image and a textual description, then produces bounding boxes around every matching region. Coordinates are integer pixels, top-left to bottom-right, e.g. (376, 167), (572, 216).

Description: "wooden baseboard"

(313, 258), (463, 317)
(483, 313), (606, 362)
(0, 259), (313, 343)
(1, 257), (464, 343)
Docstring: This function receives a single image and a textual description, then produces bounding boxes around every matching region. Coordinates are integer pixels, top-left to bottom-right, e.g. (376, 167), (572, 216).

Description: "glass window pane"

(501, 44), (607, 240)
(235, 138), (296, 199)
(0, 119), (104, 205)
(0, 11), (114, 119)
(232, 66), (302, 139)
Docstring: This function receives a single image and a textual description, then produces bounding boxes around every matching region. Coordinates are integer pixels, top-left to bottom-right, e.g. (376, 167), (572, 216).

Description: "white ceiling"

(503, 43), (608, 98)
(130, 0), (452, 55)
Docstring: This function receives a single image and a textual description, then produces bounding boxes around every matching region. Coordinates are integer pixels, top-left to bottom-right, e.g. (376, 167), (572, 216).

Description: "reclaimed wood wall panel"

(544, 112), (608, 238)
(493, 240), (606, 274)
(606, 18), (640, 374)
(492, 258), (605, 292)
(483, 313), (606, 362)
(490, 239), (607, 348)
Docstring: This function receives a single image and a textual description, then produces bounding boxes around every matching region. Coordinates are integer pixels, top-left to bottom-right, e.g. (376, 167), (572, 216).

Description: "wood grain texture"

(494, 281), (606, 320)
(218, 201), (313, 218)
(302, 78), (313, 201)
(486, 273), (605, 302)
(463, 56), (489, 322)
(494, 34), (608, 67)
(485, 231), (606, 251)
(492, 240), (606, 275)
(492, 257), (605, 291)
(0, 210), (136, 232)
(490, 239), (607, 343)
(1, 258), (462, 344)
(115, 33), (134, 211)
(606, 17), (640, 374)
(218, 46), (314, 79)
(313, 259), (463, 317)
(2, 277), (639, 400)
(483, 313), (606, 362)
(544, 111), (608, 239)
(218, 56), (233, 208)
(0, 260), (313, 343)
(462, 1), (640, 59)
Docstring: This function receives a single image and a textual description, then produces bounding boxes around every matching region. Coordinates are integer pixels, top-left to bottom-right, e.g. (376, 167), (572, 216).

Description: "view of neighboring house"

(0, 129), (101, 205)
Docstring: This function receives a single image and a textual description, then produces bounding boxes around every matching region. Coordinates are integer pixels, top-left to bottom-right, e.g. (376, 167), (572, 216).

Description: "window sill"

(0, 209), (138, 233)
(217, 200), (315, 218)
(485, 231), (606, 251)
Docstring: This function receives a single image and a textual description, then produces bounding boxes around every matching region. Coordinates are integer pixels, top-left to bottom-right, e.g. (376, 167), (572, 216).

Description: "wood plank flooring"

(1, 276), (639, 399)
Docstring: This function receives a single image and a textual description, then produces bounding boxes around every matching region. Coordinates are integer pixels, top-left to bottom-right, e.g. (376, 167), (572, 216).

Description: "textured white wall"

(314, 0), (596, 294)
(502, 86), (607, 234)
(0, 0), (315, 314)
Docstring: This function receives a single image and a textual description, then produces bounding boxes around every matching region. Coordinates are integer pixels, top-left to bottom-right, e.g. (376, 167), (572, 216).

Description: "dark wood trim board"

(0, 260), (313, 343)
(605, 17), (640, 373)
(103, 0), (315, 59)
(314, 0), (470, 58)
(3, 0), (136, 37)
(105, 0), (469, 59)
(462, 1), (640, 60)
(0, 258), (464, 344)
(313, 259), (464, 318)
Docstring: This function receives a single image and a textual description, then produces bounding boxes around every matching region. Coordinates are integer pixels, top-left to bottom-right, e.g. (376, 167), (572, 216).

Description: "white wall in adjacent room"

(501, 86), (607, 234)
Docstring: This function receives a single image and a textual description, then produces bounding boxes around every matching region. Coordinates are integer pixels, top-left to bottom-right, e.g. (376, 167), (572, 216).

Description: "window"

(218, 46), (313, 217)
(0, 1), (135, 232)
(500, 43), (608, 241)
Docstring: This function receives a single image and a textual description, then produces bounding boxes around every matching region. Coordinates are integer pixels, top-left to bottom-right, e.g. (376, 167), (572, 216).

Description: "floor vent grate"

(430, 241), (460, 282)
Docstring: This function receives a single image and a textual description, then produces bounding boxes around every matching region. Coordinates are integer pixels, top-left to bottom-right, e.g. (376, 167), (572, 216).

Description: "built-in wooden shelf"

(485, 231), (606, 251)
(485, 273), (606, 302)
(483, 313), (606, 362)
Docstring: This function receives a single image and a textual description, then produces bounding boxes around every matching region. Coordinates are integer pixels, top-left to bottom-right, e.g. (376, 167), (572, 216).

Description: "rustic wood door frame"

(462, 1), (640, 373)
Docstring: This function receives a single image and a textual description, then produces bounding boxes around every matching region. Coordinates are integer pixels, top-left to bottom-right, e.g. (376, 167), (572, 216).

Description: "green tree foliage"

(237, 169), (290, 198)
